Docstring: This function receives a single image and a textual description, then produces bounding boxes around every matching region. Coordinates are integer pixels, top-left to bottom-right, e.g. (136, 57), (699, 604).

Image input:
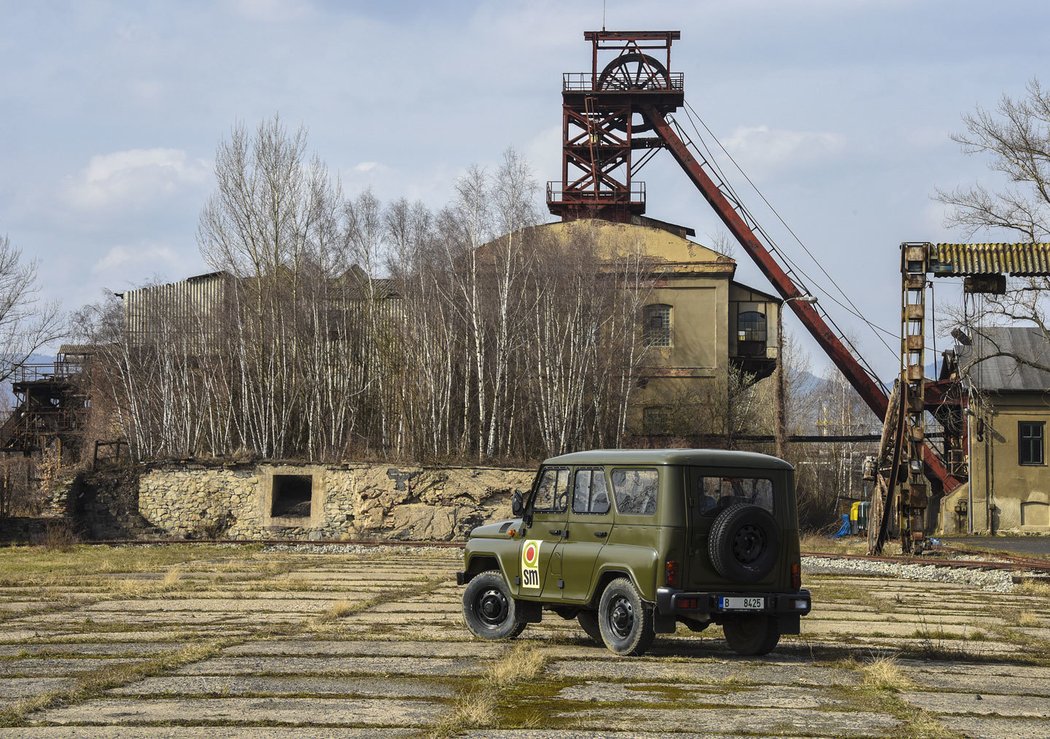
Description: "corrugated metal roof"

(955, 327), (1050, 391)
(933, 242), (1050, 276)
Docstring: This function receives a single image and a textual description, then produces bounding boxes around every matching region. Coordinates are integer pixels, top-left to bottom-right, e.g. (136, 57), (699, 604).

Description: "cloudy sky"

(3, 0), (1048, 379)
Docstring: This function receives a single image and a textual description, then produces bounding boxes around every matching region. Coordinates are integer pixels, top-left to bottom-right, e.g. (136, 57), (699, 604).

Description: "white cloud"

(226, 0), (313, 22)
(353, 161), (386, 173)
(722, 125), (846, 177)
(65, 148), (210, 211)
(93, 243), (182, 275)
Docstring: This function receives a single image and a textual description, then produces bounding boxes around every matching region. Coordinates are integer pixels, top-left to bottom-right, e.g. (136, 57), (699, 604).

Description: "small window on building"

(271, 474), (313, 517)
(572, 468), (611, 514)
(643, 304), (672, 347)
(533, 467), (569, 512)
(643, 406), (672, 436)
(736, 310), (768, 358)
(611, 468), (659, 515)
(1019, 422), (1045, 465)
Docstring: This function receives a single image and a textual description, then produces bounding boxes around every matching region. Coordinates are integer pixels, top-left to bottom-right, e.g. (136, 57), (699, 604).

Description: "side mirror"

(511, 490), (524, 517)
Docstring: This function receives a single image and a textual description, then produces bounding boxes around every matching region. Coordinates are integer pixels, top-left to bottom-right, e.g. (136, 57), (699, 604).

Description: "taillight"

(665, 560), (679, 588)
(791, 562), (801, 591)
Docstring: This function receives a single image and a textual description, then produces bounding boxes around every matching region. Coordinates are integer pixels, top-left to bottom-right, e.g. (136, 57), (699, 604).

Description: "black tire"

(462, 571), (527, 640)
(723, 615), (780, 656)
(597, 577), (655, 656)
(577, 610), (603, 642)
(708, 503), (779, 582)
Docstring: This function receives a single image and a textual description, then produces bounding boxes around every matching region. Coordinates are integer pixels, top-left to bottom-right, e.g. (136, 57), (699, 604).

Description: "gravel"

(262, 544), (1034, 592)
(262, 542), (459, 556)
(802, 555), (1031, 593)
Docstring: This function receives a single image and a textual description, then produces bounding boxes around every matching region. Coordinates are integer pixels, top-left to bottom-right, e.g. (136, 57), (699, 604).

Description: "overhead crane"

(547, 30), (1050, 553)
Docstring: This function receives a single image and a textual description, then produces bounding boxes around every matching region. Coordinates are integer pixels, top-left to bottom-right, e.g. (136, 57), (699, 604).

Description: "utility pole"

(775, 295), (817, 459)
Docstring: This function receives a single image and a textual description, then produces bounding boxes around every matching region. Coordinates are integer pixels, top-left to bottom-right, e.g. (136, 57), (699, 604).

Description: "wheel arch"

(587, 568), (640, 608)
(463, 553), (503, 583)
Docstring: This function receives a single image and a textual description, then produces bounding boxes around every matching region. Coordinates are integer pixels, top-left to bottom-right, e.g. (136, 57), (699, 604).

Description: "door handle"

(549, 529), (562, 536)
(594, 531), (608, 538)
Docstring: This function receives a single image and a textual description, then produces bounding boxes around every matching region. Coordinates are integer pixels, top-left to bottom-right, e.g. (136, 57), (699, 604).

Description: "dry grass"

(490, 642), (547, 687)
(800, 532), (907, 557)
(429, 642), (548, 737)
(159, 565), (184, 590)
(0, 639), (228, 728)
(861, 656), (914, 692)
(316, 600), (358, 622)
(1016, 579), (1050, 598)
(431, 693), (498, 737)
(1014, 611), (1040, 627)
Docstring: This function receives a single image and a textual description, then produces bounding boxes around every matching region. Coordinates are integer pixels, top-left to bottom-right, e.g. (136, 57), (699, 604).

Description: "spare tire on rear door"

(708, 503), (779, 582)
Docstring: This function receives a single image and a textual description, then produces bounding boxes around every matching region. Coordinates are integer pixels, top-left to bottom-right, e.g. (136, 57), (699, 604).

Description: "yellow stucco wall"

(538, 219), (742, 435)
(966, 393), (1050, 533)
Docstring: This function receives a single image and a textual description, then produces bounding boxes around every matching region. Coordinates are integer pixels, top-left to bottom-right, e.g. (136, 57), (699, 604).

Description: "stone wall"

(137, 462), (534, 541)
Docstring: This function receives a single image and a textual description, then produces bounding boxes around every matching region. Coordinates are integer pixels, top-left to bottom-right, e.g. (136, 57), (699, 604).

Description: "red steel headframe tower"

(546, 31), (684, 222)
(547, 30), (965, 553)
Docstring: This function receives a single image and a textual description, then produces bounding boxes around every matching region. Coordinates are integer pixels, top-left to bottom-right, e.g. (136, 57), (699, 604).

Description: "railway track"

(802, 549), (1050, 575)
(82, 537), (1050, 575)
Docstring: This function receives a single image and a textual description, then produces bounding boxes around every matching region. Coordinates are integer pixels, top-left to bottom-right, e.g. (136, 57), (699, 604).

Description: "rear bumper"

(656, 587), (811, 618)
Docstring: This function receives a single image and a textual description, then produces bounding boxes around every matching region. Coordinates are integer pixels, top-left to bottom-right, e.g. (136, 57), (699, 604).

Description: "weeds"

(429, 641), (548, 737)
(861, 656), (913, 692)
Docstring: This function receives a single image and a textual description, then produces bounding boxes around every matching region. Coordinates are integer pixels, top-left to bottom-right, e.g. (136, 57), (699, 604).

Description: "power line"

(677, 101), (899, 358)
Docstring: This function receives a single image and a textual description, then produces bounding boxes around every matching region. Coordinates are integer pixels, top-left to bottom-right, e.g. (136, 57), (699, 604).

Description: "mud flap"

(654, 611), (676, 634)
(778, 614), (800, 635)
(518, 600), (543, 624)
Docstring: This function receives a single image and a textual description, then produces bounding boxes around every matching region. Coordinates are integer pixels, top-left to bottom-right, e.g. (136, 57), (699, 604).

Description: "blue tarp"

(832, 513), (851, 538)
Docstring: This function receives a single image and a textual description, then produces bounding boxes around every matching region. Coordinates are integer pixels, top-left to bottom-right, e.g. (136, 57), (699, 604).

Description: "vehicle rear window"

(572, 468), (611, 514)
(695, 476), (774, 515)
(611, 468), (659, 515)
(533, 467), (569, 512)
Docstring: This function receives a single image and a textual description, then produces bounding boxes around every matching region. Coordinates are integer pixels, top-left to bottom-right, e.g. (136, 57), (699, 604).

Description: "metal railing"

(546, 181), (646, 206)
(562, 72), (684, 92)
(8, 361), (80, 385)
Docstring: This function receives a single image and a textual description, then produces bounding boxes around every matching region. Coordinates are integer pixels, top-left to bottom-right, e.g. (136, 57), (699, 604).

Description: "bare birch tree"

(0, 234), (65, 382)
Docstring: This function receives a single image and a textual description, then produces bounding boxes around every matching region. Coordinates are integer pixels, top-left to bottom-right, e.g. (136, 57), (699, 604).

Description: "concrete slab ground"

(0, 544), (1046, 737)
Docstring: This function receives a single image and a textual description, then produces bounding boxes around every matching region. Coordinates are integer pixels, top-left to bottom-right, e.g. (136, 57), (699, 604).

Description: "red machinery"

(547, 30), (962, 552)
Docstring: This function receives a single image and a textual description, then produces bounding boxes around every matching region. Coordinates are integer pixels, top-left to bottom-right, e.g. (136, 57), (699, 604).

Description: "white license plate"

(719, 596), (764, 611)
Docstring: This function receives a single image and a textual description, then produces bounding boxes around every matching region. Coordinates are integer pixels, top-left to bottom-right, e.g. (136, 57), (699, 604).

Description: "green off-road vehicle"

(457, 449), (811, 656)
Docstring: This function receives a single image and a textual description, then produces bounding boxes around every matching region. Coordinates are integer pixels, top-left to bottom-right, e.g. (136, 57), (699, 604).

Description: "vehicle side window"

(610, 468), (659, 515)
(533, 467), (569, 513)
(696, 476), (774, 515)
(572, 468), (611, 514)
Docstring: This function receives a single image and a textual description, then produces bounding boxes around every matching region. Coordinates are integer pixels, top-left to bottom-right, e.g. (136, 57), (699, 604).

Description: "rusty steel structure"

(547, 31), (682, 222)
(866, 241), (1050, 554)
(0, 354), (88, 458)
(547, 32), (912, 472)
(545, 31), (1050, 555)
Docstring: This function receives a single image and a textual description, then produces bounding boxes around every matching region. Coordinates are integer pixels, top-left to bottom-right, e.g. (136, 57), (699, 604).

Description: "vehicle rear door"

(561, 467), (614, 602)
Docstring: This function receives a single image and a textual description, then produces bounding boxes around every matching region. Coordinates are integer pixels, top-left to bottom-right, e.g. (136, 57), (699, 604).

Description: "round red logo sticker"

(523, 543), (538, 566)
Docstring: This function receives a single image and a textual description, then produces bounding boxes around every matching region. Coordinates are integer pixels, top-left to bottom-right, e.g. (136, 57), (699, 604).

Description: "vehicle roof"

(543, 448), (793, 470)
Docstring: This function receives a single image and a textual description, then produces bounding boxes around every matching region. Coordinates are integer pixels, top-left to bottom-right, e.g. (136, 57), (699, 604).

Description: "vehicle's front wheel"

(597, 577), (655, 656)
(462, 571), (527, 640)
(723, 615), (780, 656)
(577, 610), (603, 643)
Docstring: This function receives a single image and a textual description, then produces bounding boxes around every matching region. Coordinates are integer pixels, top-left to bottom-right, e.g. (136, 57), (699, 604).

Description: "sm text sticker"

(521, 539), (541, 589)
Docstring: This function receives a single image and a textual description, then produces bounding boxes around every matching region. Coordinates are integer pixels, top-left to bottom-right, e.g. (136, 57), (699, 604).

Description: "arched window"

(643, 304), (672, 347)
(737, 311), (767, 343)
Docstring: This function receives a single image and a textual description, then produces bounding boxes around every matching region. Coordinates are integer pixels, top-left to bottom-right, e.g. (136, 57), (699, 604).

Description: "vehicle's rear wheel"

(577, 610), (602, 642)
(462, 571), (527, 640)
(708, 504), (779, 582)
(597, 577), (655, 656)
(723, 615), (780, 656)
